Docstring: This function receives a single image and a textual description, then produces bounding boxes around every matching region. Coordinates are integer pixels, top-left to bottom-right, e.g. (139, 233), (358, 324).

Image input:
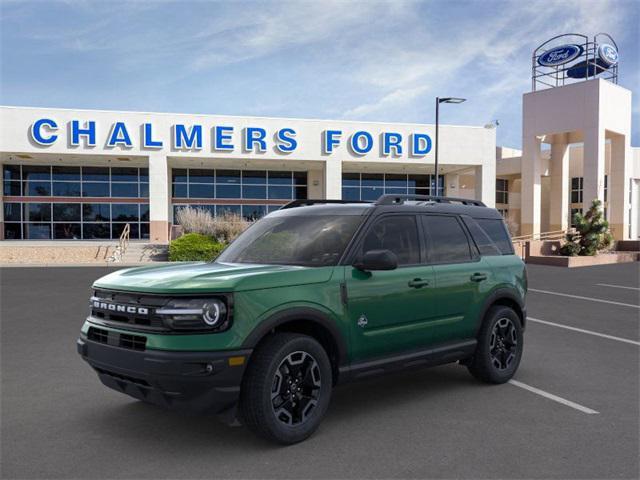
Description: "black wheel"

(467, 306), (523, 384)
(240, 333), (332, 444)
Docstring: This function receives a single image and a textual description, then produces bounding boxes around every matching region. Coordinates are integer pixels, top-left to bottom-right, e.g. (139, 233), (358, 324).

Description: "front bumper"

(77, 336), (251, 414)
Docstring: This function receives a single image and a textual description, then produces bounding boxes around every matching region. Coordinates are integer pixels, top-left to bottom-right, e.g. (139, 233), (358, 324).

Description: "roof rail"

(281, 199), (372, 209)
(375, 194), (486, 207)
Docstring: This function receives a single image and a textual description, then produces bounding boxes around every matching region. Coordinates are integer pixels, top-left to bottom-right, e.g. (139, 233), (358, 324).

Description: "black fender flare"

(476, 288), (526, 333)
(241, 307), (348, 366)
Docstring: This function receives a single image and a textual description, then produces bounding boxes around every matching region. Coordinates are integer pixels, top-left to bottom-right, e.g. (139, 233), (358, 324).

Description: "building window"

(171, 168), (307, 221)
(497, 208), (508, 218)
(2, 164), (149, 240)
(604, 175), (608, 203)
(341, 173), (444, 201)
(496, 179), (508, 204)
(570, 177), (583, 203)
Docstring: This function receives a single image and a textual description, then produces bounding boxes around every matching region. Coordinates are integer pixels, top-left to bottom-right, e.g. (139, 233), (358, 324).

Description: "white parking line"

(508, 380), (599, 415)
(529, 288), (640, 309)
(527, 317), (640, 346)
(596, 283), (640, 291)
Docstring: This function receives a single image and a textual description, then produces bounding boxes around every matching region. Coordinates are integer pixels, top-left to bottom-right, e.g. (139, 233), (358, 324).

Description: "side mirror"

(353, 249), (398, 271)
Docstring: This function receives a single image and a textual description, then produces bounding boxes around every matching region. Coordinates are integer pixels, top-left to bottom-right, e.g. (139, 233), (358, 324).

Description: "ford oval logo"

(598, 44), (618, 66)
(538, 44), (583, 67)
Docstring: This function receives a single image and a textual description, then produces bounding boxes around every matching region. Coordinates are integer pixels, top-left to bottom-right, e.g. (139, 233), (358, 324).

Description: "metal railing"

(106, 223), (131, 263)
(512, 229), (570, 244)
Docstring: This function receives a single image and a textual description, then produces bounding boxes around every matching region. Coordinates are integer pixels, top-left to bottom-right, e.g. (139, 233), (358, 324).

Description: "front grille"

(87, 326), (147, 351)
(90, 289), (168, 331)
(88, 326), (108, 344)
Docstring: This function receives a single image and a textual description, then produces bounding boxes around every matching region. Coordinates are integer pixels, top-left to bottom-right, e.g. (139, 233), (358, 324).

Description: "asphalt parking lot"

(1, 263), (638, 479)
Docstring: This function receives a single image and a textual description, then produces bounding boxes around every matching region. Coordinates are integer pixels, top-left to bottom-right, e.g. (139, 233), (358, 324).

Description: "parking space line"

(529, 288), (640, 309)
(596, 283), (640, 291)
(527, 317), (640, 346)
(508, 380), (599, 414)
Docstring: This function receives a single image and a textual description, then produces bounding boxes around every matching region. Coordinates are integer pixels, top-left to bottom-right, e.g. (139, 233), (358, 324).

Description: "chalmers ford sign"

(29, 118), (434, 157)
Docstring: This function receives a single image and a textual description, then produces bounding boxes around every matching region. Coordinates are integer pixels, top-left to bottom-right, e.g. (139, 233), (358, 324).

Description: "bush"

(168, 233), (226, 262)
(176, 207), (251, 243)
(560, 199), (613, 256)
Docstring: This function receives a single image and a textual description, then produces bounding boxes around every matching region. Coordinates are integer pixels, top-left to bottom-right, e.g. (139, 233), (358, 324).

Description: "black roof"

(272, 195), (503, 220)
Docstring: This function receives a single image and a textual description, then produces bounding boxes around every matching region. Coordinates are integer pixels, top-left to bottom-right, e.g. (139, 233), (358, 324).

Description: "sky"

(1, 0), (638, 148)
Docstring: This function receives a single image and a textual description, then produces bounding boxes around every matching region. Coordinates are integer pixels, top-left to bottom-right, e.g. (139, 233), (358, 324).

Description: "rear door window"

(422, 215), (472, 264)
(475, 218), (514, 255)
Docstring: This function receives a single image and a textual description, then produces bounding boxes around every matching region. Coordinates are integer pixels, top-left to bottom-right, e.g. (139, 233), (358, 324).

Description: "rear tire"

(240, 333), (332, 444)
(467, 306), (523, 384)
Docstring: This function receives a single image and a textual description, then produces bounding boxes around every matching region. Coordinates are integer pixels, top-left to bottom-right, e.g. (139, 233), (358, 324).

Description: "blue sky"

(1, 0), (638, 148)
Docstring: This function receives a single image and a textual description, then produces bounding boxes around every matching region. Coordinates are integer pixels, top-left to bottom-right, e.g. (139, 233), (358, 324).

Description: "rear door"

(421, 214), (493, 342)
(345, 214), (437, 361)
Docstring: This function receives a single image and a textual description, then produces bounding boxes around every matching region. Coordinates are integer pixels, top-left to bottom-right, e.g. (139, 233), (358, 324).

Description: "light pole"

(435, 97), (466, 196)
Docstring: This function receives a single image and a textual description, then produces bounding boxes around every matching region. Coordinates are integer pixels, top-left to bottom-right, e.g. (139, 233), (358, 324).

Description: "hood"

(93, 262), (335, 294)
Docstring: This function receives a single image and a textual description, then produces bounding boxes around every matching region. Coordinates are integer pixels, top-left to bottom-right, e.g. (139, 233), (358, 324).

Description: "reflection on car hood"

(93, 262), (335, 294)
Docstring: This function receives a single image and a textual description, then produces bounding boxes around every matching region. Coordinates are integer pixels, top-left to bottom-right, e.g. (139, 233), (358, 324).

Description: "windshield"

(217, 215), (363, 267)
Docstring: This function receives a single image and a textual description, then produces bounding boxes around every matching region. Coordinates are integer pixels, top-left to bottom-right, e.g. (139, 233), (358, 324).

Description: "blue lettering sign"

(598, 44), (618, 66)
(30, 118), (58, 145)
(214, 126), (234, 151)
(350, 131), (373, 155)
(275, 128), (297, 153)
(411, 133), (432, 156)
(143, 123), (163, 148)
(107, 122), (132, 148)
(71, 120), (96, 147)
(383, 132), (403, 156)
(323, 130), (342, 154)
(173, 124), (202, 150)
(244, 127), (267, 152)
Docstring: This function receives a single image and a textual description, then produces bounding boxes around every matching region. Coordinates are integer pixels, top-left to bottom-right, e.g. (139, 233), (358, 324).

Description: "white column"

(148, 153), (170, 244)
(582, 126), (606, 211)
(324, 159), (342, 200)
(521, 135), (543, 237)
(549, 134), (570, 232)
(609, 134), (631, 240)
(474, 163), (495, 207)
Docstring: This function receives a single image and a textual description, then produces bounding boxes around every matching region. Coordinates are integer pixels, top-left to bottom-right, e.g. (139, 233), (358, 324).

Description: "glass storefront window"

(342, 173), (444, 200)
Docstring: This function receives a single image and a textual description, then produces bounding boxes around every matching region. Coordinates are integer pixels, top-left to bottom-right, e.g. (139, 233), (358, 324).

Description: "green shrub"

(560, 199), (613, 256)
(169, 233), (226, 262)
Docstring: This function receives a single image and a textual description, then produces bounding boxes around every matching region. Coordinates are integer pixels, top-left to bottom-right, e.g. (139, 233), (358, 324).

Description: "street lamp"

(435, 97), (466, 196)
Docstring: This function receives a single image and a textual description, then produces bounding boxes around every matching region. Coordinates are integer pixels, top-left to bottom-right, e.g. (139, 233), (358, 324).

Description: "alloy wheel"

(271, 351), (322, 426)
(490, 317), (518, 370)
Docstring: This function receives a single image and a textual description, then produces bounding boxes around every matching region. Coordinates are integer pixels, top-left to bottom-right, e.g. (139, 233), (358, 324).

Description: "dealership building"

(0, 34), (638, 246)
(0, 107), (496, 243)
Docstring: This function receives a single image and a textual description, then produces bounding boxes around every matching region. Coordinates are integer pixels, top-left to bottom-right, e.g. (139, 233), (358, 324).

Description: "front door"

(345, 215), (436, 362)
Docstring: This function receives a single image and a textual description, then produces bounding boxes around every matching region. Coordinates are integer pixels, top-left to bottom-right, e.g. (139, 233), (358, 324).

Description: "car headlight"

(156, 298), (229, 331)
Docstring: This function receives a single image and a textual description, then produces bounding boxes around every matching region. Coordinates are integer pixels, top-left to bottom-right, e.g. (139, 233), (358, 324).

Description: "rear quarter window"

(475, 218), (514, 255)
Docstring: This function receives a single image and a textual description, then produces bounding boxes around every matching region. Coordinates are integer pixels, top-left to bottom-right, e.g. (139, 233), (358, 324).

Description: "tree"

(560, 199), (613, 256)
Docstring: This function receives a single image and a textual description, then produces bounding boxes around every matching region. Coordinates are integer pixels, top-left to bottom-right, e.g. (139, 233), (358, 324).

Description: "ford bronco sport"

(78, 194), (527, 444)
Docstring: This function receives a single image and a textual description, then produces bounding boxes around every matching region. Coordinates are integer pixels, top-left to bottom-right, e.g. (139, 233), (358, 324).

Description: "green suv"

(78, 194), (526, 444)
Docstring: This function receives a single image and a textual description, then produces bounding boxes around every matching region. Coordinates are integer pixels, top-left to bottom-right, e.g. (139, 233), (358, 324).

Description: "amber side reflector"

(228, 356), (245, 366)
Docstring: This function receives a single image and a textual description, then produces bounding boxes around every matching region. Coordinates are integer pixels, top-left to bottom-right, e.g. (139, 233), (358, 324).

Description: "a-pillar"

(148, 153), (170, 244)
(521, 135), (543, 236)
(549, 134), (570, 232)
(582, 126), (605, 212)
(474, 163), (495, 207)
(324, 159), (342, 200)
(609, 133), (631, 240)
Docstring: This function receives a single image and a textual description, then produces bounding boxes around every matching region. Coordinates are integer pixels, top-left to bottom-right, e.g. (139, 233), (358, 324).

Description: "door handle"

(470, 273), (487, 282)
(408, 278), (430, 288)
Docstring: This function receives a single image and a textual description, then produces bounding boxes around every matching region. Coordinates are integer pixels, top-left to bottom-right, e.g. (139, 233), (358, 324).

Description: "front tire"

(240, 333), (332, 444)
(467, 306), (523, 384)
